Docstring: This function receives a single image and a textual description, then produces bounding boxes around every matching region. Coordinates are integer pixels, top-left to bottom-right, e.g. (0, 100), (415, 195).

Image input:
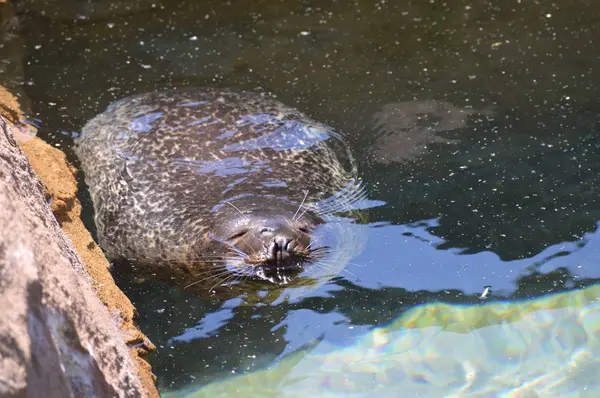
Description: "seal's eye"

(299, 226), (310, 233)
(228, 230), (248, 240)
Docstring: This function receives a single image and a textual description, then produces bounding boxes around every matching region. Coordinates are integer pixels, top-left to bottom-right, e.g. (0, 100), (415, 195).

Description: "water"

(169, 285), (600, 397)
(12, 0), (600, 395)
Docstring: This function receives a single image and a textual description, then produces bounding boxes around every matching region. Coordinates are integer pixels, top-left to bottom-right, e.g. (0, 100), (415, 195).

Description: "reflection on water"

(169, 284), (600, 397)
(370, 100), (494, 164)
(13, 0), (600, 395)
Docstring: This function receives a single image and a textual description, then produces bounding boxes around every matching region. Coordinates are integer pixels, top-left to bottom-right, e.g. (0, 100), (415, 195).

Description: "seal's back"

(75, 88), (359, 263)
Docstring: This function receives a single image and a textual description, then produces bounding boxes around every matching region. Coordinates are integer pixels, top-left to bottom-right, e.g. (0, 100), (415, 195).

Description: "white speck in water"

(34, 45), (42, 50)
(480, 286), (492, 299)
(300, 31), (310, 36)
(189, 36), (198, 41)
(141, 64), (152, 69)
(546, 13), (552, 18)
(107, 23), (115, 28)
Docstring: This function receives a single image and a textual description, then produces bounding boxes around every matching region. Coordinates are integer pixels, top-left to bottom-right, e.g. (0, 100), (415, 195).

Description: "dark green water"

(12, 0), (600, 393)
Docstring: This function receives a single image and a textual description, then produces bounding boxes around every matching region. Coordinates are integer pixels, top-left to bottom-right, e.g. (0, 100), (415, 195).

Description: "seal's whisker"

(293, 190), (310, 220)
(314, 248), (348, 257)
(241, 238), (259, 255)
(193, 270), (234, 290)
(311, 261), (356, 277)
(306, 251), (328, 260)
(304, 241), (315, 251)
(317, 258), (367, 269)
(307, 249), (331, 259)
(180, 255), (241, 259)
(208, 273), (238, 292)
(187, 267), (234, 279)
(308, 246), (330, 253)
(181, 257), (241, 262)
(311, 263), (340, 275)
(224, 201), (249, 221)
(184, 273), (226, 289)
(180, 260), (238, 266)
(208, 232), (249, 257)
(343, 261), (367, 268)
(296, 202), (313, 221)
(314, 262), (357, 277)
(187, 267), (233, 282)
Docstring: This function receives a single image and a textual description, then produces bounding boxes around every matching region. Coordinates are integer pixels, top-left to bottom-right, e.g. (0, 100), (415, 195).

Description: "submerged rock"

(170, 284), (600, 397)
(0, 115), (147, 397)
(370, 100), (494, 164)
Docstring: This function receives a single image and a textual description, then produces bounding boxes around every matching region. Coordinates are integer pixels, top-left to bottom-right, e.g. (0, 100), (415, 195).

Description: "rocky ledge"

(0, 84), (158, 396)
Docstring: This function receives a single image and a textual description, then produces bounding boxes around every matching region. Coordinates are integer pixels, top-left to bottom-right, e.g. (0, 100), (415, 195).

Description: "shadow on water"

(10, 0), (600, 393)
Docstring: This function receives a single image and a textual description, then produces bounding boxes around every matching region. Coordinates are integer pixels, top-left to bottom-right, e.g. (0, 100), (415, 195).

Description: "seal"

(74, 88), (368, 297)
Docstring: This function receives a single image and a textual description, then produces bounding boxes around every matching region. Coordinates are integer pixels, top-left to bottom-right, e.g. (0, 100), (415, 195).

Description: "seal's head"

(207, 196), (327, 283)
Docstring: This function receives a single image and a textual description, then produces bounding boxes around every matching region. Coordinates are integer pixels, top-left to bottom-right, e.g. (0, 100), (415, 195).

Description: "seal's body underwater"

(75, 88), (366, 295)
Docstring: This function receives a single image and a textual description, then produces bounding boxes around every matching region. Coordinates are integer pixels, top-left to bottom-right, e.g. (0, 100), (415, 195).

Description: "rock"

(0, 114), (148, 397)
(19, 132), (160, 398)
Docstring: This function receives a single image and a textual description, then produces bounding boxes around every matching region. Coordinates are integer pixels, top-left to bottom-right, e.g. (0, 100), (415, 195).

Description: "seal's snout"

(221, 210), (315, 273)
(268, 236), (297, 264)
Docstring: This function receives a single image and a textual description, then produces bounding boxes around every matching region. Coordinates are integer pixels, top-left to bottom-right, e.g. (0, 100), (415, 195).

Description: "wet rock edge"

(0, 85), (159, 397)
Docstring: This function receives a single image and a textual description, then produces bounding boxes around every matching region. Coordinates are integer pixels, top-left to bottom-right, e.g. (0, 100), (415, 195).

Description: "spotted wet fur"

(75, 88), (362, 276)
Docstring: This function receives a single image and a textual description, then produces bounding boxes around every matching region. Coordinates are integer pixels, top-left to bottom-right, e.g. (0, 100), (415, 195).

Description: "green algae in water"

(167, 285), (600, 397)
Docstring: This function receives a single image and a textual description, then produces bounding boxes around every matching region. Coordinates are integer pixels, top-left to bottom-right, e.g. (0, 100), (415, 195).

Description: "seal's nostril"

(286, 239), (297, 252)
(284, 239), (294, 252)
(266, 237), (297, 264)
(273, 237), (293, 253)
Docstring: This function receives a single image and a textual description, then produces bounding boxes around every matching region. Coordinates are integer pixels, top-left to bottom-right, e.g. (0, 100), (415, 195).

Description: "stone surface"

(19, 132), (160, 398)
(0, 114), (148, 397)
